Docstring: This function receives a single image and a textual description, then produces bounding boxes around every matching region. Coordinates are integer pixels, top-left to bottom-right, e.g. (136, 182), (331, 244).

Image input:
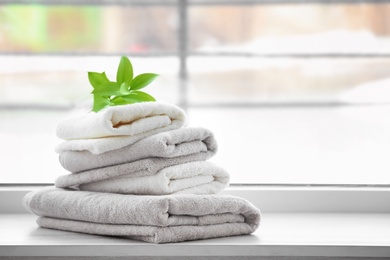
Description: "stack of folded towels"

(23, 102), (261, 243)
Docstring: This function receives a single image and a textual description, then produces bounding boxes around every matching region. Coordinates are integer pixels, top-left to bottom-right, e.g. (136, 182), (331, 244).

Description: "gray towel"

(55, 153), (215, 187)
(55, 161), (230, 195)
(59, 127), (217, 173)
(23, 188), (261, 243)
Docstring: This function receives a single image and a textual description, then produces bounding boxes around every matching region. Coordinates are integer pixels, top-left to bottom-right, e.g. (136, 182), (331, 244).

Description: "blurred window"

(1, 1), (390, 185)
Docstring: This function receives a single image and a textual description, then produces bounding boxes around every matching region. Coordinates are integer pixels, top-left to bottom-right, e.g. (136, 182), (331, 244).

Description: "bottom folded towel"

(36, 217), (256, 244)
(23, 188), (261, 243)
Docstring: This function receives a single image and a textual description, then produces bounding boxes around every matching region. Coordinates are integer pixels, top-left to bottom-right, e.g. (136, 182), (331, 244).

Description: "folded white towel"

(56, 161), (229, 195)
(55, 102), (186, 154)
(56, 153), (215, 188)
(59, 127), (217, 173)
(24, 188), (261, 243)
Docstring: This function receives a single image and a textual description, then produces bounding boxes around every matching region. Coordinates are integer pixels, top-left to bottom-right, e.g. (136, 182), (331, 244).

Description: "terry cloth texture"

(23, 188), (261, 244)
(55, 161), (230, 195)
(55, 154), (216, 188)
(55, 102), (186, 154)
(59, 127), (217, 173)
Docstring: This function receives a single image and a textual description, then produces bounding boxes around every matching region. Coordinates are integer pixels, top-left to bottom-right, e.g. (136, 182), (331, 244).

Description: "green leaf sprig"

(88, 56), (158, 112)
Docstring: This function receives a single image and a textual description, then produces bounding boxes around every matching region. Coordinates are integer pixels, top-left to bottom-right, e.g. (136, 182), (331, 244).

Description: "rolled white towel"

(55, 102), (186, 154)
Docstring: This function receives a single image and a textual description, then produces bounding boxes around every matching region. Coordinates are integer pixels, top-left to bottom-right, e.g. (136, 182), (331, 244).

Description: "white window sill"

(1, 212), (390, 259)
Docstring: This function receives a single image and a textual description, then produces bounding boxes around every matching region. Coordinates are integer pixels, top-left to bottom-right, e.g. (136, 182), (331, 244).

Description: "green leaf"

(132, 90), (156, 101)
(111, 91), (155, 106)
(116, 56), (133, 85)
(111, 96), (137, 106)
(122, 93), (145, 102)
(92, 95), (112, 112)
(88, 72), (109, 89)
(91, 82), (121, 96)
(130, 73), (158, 90)
(88, 56), (157, 112)
(111, 97), (128, 106)
(119, 82), (131, 95)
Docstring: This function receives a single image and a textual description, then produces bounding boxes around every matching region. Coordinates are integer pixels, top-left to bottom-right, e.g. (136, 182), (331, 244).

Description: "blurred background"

(1, 0), (390, 184)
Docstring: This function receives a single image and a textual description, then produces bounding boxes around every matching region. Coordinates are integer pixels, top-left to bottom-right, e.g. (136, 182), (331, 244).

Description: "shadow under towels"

(23, 188), (261, 243)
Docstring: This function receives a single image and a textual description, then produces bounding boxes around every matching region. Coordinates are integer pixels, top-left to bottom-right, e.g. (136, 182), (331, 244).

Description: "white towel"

(55, 153), (216, 189)
(55, 102), (186, 154)
(56, 161), (230, 195)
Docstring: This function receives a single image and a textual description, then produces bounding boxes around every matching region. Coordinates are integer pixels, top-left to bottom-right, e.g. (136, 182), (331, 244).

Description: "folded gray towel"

(56, 161), (230, 195)
(59, 127), (217, 173)
(23, 188), (261, 243)
(55, 153), (215, 187)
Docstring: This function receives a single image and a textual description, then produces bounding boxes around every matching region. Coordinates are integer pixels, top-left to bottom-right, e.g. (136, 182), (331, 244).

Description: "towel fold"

(55, 102), (186, 154)
(59, 127), (217, 173)
(23, 188), (260, 243)
(55, 161), (229, 195)
(56, 153), (216, 188)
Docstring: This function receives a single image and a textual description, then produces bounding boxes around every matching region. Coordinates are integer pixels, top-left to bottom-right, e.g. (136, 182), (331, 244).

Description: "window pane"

(189, 3), (390, 54)
(188, 106), (390, 185)
(0, 5), (177, 53)
(188, 57), (390, 104)
(0, 3), (180, 183)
